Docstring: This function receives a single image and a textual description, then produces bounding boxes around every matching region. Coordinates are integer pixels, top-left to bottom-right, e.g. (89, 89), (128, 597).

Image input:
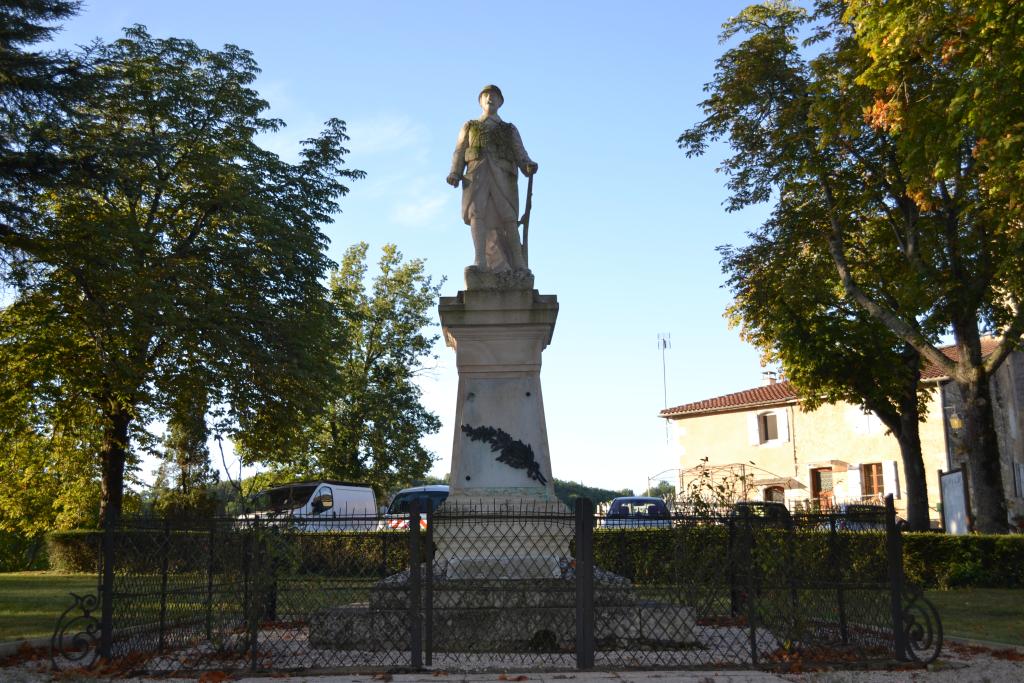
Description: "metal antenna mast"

(657, 333), (671, 443)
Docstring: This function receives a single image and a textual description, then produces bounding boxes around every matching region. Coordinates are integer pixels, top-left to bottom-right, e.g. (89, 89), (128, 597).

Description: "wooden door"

(811, 468), (834, 510)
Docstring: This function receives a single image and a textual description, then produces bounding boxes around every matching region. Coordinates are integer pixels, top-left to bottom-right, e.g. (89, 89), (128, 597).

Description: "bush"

(46, 529), (101, 573)
(45, 525), (417, 577)
(44, 522), (1024, 589)
(0, 530), (49, 572)
(592, 527), (1024, 589)
(902, 533), (1024, 589)
(593, 525), (887, 586)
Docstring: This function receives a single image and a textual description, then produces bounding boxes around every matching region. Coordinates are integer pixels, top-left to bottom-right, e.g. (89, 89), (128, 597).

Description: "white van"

(244, 480), (377, 531)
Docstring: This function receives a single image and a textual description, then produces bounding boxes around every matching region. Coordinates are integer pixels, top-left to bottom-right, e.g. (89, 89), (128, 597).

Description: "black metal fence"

(51, 495), (941, 674)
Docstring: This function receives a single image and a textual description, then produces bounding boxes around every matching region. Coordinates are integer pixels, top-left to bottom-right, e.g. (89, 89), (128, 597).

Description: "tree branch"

(819, 174), (957, 378)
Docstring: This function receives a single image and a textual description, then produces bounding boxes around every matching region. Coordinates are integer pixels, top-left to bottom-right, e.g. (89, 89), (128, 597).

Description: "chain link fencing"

(50, 495), (941, 674)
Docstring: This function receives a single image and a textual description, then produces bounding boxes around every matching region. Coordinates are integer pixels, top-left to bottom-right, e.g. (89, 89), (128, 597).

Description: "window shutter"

(882, 460), (901, 499)
(1015, 462), (1024, 497)
(747, 413), (761, 445)
(776, 409), (790, 443)
(846, 466), (862, 501)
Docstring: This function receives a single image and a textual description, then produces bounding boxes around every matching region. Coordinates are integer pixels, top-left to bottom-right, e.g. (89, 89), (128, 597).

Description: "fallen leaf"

(199, 672), (231, 683)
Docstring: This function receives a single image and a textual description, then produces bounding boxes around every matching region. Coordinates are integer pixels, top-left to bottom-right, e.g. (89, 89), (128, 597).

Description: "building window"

(861, 463), (883, 499)
(758, 413), (778, 442)
(764, 486), (785, 503)
(811, 468), (834, 509)
(748, 409), (789, 446)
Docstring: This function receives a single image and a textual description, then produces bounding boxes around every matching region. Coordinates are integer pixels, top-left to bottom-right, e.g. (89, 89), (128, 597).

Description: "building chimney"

(761, 370), (777, 386)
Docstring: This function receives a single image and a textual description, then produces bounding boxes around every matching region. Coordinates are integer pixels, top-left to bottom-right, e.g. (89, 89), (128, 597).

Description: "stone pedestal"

(436, 283), (567, 579)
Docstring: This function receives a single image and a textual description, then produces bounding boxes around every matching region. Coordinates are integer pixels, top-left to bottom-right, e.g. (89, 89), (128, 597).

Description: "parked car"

(831, 503), (888, 531)
(379, 484), (449, 530)
(241, 480), (377, 531)
(599, 496), (672, 528)
(728, 501), (791, 526)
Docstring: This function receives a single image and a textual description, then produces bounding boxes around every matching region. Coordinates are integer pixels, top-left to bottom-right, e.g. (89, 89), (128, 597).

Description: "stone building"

(659, 339), (1024, 527)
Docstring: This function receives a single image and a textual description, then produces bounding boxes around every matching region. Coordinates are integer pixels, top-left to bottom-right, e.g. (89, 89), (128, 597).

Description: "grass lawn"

(925, 588), (1024, 646)
(0, 572), (96, 642)
(3, 571), (1021, 649)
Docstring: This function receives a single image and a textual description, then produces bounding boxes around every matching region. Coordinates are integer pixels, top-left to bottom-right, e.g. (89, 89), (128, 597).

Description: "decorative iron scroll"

(461, 424), (548, 485)
(903, 585), (943, 664)
(50, 592), (101, 670)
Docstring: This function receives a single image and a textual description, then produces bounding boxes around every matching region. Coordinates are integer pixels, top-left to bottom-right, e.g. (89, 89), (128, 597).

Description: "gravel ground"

(781, 641), (1024, 682)
(2, 640), (1023, 682)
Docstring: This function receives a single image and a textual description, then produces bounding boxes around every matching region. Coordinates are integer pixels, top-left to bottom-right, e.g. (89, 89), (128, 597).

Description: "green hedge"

(589, 528), (1024, 589)
(46, 527), (414, 577)
(46, 529), (102, 573)
(903, 533), (1024, 589)
(45, 526), (1024, 589)
(0, 530), (49, 572)
(592, 526), (889, 586)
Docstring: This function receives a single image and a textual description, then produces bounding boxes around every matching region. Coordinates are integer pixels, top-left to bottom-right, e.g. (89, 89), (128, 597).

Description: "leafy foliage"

(681, 0), (1024, 531)
(0, 25), (363, 522)
(149, 393), (220, 517)
(0, 0), (83, 263)
(552, 480), (632, 507)
(643, 479), (677, 502)
(246, 243), (442, 496)
(592, 526), (1024, 589)
(676, 458), (755, 514)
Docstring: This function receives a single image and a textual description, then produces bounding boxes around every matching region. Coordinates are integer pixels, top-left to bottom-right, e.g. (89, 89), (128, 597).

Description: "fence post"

(158, 518), (170, 653)
(380, 522), (390, 578)
(727, 517), (739, 617)
(205, 519), (215, 639)
(424, 500), (434, 667)
(264, 527), (278, 623)
(574, 497), (595, 669)
(408, 498), (422, 668)
(830, 514), (849, 644)
(98, 509), (117, 662)
(248, 519), (260, 671)
(784, 513), (800, 643)
(745, 516), (759, 667)
(886, 494), (907, 661)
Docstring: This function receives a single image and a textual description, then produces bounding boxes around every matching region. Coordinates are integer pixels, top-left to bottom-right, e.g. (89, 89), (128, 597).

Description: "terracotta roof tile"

(661, 337), (1005, 419)
(920, 337), (1001, 379)
(660, 381), (798, 418)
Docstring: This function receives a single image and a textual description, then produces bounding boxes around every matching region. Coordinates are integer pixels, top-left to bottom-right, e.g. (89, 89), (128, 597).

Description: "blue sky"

(48, 0), (774, 494)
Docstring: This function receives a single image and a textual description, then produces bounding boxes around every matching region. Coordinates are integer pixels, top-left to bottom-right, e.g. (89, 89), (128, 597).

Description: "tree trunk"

(896, 410), (929, 531)
(98, 401), (132, 529)
(871, 344), (930, 531)
(958, 377), (1008, 533)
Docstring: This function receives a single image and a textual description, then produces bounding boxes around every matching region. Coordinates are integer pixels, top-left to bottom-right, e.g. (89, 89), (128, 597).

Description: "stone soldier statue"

(447, 85), (538, 275)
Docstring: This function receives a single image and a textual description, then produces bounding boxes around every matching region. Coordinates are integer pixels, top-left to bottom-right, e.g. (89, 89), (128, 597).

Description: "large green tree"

(0, 384), (101, 540)
(150, 391), (219, 517)
(719, 194), (934, 528)
(0, 26), (363, 525)
(1, 0), (82, 253)
(682, 0), (1023, 532)
(245, 243), (442, 496)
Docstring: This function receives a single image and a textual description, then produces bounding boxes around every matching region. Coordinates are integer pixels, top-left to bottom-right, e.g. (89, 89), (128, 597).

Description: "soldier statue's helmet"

(478, 84), (504, 104)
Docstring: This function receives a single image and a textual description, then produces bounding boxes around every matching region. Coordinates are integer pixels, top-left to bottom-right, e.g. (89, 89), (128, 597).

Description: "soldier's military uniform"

(449, 85), (535, 273)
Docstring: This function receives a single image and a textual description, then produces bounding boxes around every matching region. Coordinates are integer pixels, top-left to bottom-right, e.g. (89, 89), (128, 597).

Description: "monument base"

(309, 571), (698, 653)
(438, 286), (561, 580)
(433, 495), (569, 580)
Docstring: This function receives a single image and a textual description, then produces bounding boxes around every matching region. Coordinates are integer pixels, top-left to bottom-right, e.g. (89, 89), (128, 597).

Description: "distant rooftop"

(660, 337), (1002, 419)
